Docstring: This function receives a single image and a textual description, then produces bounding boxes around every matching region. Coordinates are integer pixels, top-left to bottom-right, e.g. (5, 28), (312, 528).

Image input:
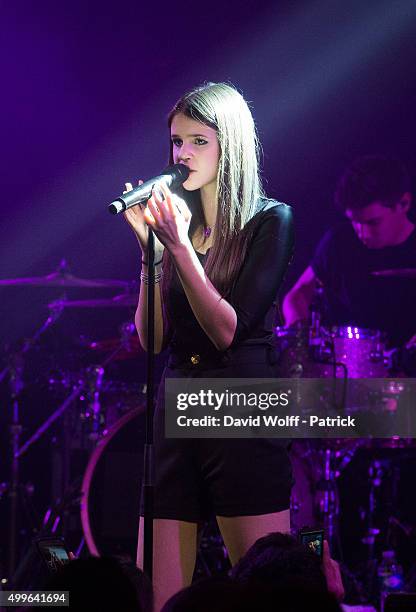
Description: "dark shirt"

(167, 198), (294, 358)
(311, 222), (416, 347)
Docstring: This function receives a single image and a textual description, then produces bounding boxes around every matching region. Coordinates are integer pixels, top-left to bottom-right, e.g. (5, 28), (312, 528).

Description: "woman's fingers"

(144, 195), (157, 226)
(158, 183), (177, 218)
(123, 181), (133, 195)
(173, 195), (192, 222)
(153, 186), (172, 219)
(122, 180), (147, 218)
(143, 209), (156, 226)
(143, 183), (191, 239)
(124, 201), (145, 223)
(123, 179), (143, 194)
(157, 183), (191, 222)
(122, 180), (148, 230)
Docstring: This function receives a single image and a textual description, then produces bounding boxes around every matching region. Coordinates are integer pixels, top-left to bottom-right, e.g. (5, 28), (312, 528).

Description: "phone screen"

(37, 541), (70, 572)
(300, 530), (324, 559)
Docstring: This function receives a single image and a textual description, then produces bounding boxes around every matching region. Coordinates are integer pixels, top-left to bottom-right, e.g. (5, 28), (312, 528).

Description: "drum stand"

(8, 319), (137, 586)
(2, 307), (63, 578)
(387, 518), (416, 592)
(315, 446), (348, 559)
(361, 459), (385, 558)
(359, 457), (397, 601)
(316, 448), (340, 544)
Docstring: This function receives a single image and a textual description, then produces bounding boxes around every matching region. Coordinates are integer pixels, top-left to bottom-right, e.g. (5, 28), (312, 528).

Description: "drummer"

(283, 155), (416, 349)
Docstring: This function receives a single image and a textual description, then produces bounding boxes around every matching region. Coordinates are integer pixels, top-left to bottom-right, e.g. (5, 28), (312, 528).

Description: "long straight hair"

(161, 83), (265, 316)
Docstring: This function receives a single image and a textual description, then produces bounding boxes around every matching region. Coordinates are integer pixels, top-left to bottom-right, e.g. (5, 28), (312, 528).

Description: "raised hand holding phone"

(322, 540), (345, 601)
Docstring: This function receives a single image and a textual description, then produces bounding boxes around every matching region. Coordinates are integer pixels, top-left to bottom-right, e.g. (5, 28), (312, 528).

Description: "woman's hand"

(143, 182), (192, 255)
(123, 181), (165, 262)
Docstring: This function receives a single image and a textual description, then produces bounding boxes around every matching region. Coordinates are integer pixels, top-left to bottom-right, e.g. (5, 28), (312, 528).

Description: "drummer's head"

(335, 155), (413, 249)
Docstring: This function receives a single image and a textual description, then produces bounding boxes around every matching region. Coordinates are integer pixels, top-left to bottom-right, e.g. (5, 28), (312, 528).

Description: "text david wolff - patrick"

(176, 415), (356, 428)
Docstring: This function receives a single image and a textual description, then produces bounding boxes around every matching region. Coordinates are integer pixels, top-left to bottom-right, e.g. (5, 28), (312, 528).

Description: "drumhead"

(80, 407), (146, 560)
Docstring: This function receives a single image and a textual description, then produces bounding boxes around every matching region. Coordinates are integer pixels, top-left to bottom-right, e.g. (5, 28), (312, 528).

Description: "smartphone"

(34, 536), (71, 573)
(299, 528), (324, 559)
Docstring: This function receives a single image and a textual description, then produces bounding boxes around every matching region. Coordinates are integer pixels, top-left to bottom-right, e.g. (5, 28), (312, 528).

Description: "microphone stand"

(142, 228), (155, 580)
(107, 167), (191, 579)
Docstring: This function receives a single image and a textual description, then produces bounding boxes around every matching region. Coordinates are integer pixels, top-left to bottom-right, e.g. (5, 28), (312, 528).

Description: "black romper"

(151, 198), (294, 522)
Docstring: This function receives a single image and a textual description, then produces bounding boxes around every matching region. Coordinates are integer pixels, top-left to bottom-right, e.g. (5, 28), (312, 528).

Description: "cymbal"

(48, 294), (137, 310)
(0, 272), (129, 289)
(0, 260), (129, 289)
(372, 268), (416, 278)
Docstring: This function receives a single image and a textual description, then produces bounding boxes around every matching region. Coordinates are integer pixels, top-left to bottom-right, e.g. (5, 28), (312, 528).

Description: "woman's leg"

(216, 509), (290, 566)
(137, 517), (198, 611)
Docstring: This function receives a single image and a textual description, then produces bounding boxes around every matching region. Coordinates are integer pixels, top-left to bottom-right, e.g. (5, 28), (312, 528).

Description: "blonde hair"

(163, 82), (265, 299)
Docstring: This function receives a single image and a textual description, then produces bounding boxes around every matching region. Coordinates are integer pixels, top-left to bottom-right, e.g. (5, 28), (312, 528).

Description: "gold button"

(190, 354), (200, 365)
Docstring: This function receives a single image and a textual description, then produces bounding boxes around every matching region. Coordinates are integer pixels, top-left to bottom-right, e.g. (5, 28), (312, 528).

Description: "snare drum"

(275, 325), (389, 379)
(319, 326), (387, 378)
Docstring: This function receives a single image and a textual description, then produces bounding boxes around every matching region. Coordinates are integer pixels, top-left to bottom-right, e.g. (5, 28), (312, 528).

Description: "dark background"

(1, 0), (416, 343)
(1, 0), (416, 584)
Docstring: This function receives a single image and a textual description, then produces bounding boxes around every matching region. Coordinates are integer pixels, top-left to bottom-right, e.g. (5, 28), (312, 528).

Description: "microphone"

(108, 163), (190, 215)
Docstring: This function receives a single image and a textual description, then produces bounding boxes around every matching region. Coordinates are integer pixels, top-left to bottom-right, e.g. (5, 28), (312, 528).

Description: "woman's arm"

(145, 186), (294, 353)
(122, 181), (166, 353)
(144, 185), (238, 351)
(226, 203), (294, 347)
(135, 262), (165, 353)
(170, 203), (294, 351)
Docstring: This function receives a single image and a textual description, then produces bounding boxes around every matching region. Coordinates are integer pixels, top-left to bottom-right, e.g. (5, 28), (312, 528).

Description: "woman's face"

(170, 113), (220, 192)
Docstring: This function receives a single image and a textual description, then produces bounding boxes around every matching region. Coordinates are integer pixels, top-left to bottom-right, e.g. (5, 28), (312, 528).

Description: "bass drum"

(81, 407), (146, 561)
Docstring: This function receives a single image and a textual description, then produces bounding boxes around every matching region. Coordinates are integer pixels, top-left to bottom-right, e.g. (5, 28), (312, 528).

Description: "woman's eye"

(195, 138), (208, 145)
(172, 139), (182, 147)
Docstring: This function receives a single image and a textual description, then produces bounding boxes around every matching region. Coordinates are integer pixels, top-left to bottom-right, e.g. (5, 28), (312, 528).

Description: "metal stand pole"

(5, 310), (61, 578)
(143, 228), (156, 581)
(8, 363), (23, 578)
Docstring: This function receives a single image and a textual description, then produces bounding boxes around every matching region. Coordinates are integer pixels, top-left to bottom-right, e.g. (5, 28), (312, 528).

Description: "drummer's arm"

(135, 263), (165, 354)
(406, 333), (416, 349)
(282, 266), (317, 326)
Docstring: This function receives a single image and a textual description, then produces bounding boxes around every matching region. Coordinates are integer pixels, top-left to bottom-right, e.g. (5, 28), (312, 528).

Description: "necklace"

(204, 226), (212, 238)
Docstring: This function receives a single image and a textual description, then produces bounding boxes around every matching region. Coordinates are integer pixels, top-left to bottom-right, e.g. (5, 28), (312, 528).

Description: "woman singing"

(124, 82), (294, 609)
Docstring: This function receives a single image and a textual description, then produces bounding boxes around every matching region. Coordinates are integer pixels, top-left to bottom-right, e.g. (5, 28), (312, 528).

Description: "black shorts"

(141, 342), (293, 523)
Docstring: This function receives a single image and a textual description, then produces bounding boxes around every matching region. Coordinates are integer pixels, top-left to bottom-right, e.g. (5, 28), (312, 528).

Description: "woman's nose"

(178, 144), (192, 162)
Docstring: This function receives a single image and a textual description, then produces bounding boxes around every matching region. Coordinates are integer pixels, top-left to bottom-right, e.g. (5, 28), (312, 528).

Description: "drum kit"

(1, 262), (415, 586)
(0, 261), (149, 577)
(278, 310), (416, 576)
(1, 261), (229, 583)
